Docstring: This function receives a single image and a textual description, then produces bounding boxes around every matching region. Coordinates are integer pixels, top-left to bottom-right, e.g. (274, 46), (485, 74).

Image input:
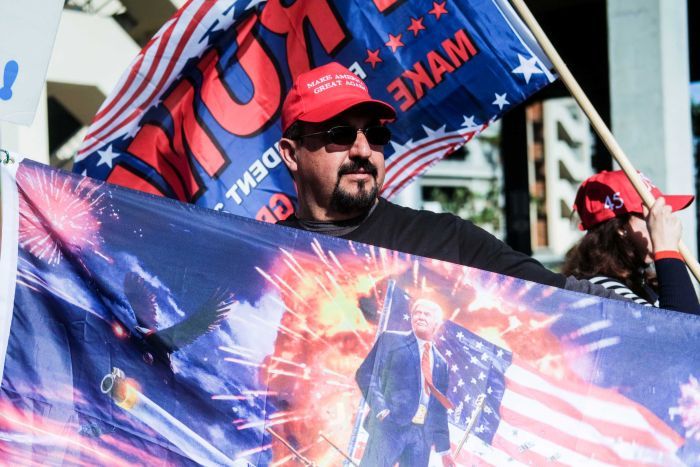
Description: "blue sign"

(0, 60), (19, 101)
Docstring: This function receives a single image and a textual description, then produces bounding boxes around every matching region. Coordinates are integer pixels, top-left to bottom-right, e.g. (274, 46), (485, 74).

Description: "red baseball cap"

(573, 170), (694, 230)
(281, 62), (396, 133)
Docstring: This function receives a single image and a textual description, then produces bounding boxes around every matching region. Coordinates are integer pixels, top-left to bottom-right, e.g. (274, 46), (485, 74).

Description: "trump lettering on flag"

(73, 0), (555, 220)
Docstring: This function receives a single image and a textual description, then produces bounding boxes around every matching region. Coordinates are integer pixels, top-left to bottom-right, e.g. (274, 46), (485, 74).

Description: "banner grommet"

(0, 149), (13, 164)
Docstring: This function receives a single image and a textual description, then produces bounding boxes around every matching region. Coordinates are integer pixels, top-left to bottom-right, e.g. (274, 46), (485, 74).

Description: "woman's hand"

(646, 197), (682, 253)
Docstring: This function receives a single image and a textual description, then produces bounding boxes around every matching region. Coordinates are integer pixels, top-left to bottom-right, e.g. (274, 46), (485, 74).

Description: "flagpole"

(266, 427), (316, 467)
(509, 0), (700, 284)
(454, 394), (487, 457)
(319, 433), (359, 466)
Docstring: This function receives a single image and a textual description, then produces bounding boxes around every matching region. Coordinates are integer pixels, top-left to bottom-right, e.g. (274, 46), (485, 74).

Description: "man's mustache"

(338, 160), (378, 177)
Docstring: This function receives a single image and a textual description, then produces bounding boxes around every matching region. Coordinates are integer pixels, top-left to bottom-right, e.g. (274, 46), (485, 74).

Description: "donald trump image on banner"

(355, 298), (455, 467)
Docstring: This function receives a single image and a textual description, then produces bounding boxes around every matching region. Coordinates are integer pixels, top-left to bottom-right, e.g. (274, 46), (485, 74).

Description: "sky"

(692, 82), (700, 105)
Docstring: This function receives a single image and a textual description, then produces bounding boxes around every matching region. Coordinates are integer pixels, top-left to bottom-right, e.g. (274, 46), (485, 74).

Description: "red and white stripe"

(442, 358), (684, 466)
(381, 125), (487, 201)
(76, 0), (234, 162)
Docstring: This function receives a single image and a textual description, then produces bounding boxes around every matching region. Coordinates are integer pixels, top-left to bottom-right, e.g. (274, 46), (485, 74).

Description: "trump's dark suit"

(355, 331), (450, 466)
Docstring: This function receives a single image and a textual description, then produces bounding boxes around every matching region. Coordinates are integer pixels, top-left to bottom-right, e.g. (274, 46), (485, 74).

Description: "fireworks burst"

(217, 240), (582, 466)
(17, 166), (106, 265)
(670, 376), (700, 440)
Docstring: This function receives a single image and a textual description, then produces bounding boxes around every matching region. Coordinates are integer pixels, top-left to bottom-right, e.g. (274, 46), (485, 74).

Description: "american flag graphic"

(73, 0), (555, 220)
(434, 321), (684, 466)
(75, 0), (232, 162)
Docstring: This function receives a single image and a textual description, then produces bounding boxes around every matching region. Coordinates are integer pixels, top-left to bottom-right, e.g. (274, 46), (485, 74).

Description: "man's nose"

(350, 129), (372, 159)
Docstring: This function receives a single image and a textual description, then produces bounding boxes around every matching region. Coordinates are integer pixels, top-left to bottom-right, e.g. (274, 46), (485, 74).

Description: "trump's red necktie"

(421, 342), (454, 410)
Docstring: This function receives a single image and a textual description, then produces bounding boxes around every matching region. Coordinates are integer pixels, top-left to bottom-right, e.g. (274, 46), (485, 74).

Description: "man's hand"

(441, 453), (456, 467)
(376, 409), (390, 421)
(647, 197), (682, 253)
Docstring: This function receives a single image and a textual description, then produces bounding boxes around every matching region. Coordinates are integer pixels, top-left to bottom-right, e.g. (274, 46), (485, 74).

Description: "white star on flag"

(125, 123), (141, 139)
(245, 0), (266, 10)
(512, 54), (544, 84)
(456, 332), (464, 339)
(403, 313), (409, 320)
(461, 115), (479, 129)
(457, 378), (465, 387)
(496, 349), (504, 358)
(96, 145), (119, 169)
(470, 356), (478, 364)
(478, 371), (486, 381)
(389, 138), (415, 154)
(474, 341), (483, 350)
(445, 349), (452, 357)
(223, 4), (236, 17)
(421, 124), (448, 139)
(451, 364), (459, 373)
(492, 93), (509, 110)
(480, 353), (489, 361)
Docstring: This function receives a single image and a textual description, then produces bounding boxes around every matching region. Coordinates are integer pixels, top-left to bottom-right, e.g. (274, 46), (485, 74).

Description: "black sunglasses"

(298, 125), (391, 146)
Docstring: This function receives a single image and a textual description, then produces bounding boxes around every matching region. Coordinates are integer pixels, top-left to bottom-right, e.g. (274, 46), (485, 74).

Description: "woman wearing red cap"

(562, 170), (700, 314)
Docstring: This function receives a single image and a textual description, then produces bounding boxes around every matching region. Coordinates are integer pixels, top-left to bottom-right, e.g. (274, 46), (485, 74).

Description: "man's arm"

(457, 220), (638, 303)
(457, 220), (565, 288)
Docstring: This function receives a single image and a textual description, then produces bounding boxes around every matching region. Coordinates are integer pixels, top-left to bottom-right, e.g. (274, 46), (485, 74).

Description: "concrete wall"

(608, 0), (697, 256)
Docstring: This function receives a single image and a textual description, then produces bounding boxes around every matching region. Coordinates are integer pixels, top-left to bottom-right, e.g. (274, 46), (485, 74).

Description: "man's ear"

(278, 138), (298, 174)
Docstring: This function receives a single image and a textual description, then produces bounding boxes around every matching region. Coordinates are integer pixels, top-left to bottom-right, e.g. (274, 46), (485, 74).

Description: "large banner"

(2, 158), (700, 465)
(72, 0), (555, 221)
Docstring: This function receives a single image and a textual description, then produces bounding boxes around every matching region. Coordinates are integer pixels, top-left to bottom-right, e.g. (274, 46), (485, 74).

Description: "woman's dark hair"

(562, 215), (655, 298)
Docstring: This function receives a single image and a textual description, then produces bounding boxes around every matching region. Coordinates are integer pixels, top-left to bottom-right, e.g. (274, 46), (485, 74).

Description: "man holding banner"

(277, 62), (694, 308)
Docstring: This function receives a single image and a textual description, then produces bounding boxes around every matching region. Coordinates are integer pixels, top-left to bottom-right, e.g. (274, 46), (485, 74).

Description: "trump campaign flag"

(72, 0), (555, 221)
(2, 157), (700, 465)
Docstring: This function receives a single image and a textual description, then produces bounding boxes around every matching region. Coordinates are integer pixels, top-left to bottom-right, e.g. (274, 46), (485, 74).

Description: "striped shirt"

(587, 276), (659, 307)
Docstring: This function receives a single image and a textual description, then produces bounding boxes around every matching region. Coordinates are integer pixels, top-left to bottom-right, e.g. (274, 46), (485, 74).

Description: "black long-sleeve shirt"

(280, 198), (640, 304)
(281, 196), (700, 313)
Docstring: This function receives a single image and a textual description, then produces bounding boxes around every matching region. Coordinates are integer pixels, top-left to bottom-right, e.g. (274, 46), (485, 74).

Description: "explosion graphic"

(215, 240), (588, 466)
(17, 165), (107, 265)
